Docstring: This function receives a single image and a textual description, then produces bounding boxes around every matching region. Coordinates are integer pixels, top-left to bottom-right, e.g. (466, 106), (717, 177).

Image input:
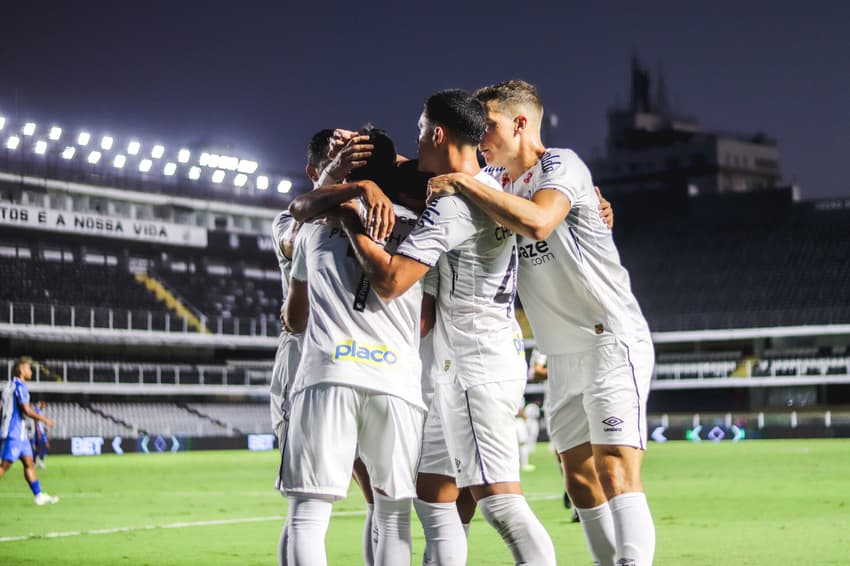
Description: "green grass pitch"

(1, 440), (848, 565)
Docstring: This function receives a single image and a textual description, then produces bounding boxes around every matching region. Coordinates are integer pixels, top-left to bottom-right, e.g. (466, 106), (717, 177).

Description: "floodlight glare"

(23, 122), (36, 136)
(128, 140), (140, 155)
(177, 149), (190, 163)
(277, 179), (293, 194)
(164, 162), (177, 176)
(139, 159), (153, 173)
(237, 159), (258, 174)
(256, 176), (269, 190)
(6, 136), (20, 150)
(0, 116), (5, 130)
(212, 170), (225, 184)
(78, 132), (91, 146)
(101, 136), (114, 150)
(88, 151), (102, 164)
(113, 155), (126, 168)
(223, 156), (239, 171)
(234, 173), (247, 187)
(199, 152), (210, 166)
(151, 144), (164, 159)
(62, 146), (76, 160)
(34, 140), (47, 155)
(49, 127), (62, 141)
(207, 153), (220, 168)
(188, 166), (201, 180)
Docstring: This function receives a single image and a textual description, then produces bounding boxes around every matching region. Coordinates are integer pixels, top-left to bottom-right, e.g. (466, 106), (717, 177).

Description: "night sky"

(2, 1), (847, 199)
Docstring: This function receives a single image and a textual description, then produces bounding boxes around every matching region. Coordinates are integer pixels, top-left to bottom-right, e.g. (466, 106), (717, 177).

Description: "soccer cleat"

(571, 507), (580, 523)
(34, 492), (59, 505)
(36, 460), (46, 469)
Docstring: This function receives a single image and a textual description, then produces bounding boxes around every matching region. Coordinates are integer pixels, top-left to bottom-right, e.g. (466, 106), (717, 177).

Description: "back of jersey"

(1, 378), (27, 441)
(291, 205), (424, 409)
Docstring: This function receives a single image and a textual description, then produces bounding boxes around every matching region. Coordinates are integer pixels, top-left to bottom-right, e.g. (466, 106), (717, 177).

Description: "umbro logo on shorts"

(455, 458), (462, 473)
(602, 416), (624, 432)
(333, 340), (398, 366)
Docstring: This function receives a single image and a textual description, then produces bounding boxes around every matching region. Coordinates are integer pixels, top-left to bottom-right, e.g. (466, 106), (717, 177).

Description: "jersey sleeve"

(533, 149), (588, 207)
(15, 381), (29, 406)
(290, 224), (311, 282)
(396, 196), (477, 267)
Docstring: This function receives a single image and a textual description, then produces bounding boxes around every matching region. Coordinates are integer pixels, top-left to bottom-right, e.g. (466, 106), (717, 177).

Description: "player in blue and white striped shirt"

(1, 357), (58, 505)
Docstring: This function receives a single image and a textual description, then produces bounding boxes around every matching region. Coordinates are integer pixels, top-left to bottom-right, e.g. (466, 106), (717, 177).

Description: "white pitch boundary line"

(0, 494), (562, 543)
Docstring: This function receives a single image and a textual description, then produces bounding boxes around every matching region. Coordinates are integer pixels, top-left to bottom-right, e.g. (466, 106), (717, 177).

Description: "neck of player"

(437, 144), (481, 176)
(508, 137), (547, 182)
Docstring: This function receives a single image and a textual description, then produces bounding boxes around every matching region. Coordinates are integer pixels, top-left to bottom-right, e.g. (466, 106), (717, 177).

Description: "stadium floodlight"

(224, 156), (239, 171)
(62, 146), (76, 160)
(23, 122), (36, 136)
(277, 179), (292, 194)
(0, 116), (5, 130)
(237, 159), (258, 174)
(212, 170), (225, 184)
(207, 154), (221, 168)
(34, 140), (48, 155)
(78, 132), (91, 146)
(177, 148), (190, 163)
(151, 144), (164, 159)
(234, 173), (247, 187)
(101, 136), (114, 150)
(164, 162), (177, 176)
(127, 140), (140, 155)
(88, 151), (102, 164)
(256, 175), (269, 190)
(113, 154), (126, 169)
(139, 158), (153, 173)
(199, 152), (210, 166)
(188, 166), (201, 180)
(49, 126), (62, 141)
(6, 135), (20, 150)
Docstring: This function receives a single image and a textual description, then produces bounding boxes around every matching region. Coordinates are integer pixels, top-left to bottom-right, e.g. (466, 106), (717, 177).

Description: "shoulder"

(272, 210), (294, 235)
(540, 148), (590, 176)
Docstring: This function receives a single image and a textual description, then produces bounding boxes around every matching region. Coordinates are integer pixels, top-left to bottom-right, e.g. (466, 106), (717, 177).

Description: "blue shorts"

(1, 438), (34, 462)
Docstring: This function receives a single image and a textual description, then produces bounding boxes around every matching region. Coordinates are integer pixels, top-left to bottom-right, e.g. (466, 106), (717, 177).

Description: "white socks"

(373, 492), (413, 565)
(477, 494), (556, 566)
(576, 502), (617, 566)
(286, 496), (334, 566)
(363, 503), (375, 566)
(609, 492), (655, 566)
(414, 499), (467, 566)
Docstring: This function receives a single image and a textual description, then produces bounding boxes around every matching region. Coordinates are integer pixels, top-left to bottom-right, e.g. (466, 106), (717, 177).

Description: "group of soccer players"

(271, 80), (655, 565)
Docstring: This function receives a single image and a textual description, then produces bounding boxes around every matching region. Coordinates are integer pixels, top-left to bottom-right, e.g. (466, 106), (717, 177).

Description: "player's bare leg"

(455, 486), (476, 537)
(415, 473), (467, 566)
(562, 443), (616, 565)
(594, 444), (654, 565)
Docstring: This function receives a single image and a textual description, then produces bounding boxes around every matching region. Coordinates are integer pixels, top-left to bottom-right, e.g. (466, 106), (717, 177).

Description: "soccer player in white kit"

(429, 80), (656, 565)
(340, 89), (556, 566)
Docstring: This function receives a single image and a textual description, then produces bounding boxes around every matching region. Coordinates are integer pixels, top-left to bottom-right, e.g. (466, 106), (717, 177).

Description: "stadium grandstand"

(1, 108), (849, 458)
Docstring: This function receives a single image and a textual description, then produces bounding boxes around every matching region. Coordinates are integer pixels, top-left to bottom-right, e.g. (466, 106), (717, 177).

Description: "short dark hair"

(392, 159), (432, 213)
(307, 128), (335, 169)
(348, 125), (397, 193)
(423, 89), (486, 145)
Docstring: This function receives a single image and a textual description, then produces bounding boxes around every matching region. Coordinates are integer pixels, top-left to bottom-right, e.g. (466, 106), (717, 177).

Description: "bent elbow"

(288, 200), (308, 223)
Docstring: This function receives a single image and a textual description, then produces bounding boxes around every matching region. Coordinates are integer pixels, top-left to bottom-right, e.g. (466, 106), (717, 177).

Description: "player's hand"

(328, 129), (359, 159)
(596, 187), (614, 229)
(45, 417), (55, 428)
(325, 135), (372, 182)
(357, 180), (395, 242)
(426, 173), (463, 203)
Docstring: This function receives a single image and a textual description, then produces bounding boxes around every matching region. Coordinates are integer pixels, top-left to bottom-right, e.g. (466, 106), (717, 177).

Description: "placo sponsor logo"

(334, 340), (398, 366)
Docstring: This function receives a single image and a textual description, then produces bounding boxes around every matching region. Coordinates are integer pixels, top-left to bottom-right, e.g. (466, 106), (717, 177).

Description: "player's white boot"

(34, 492), (59, 505)
(37, 459), (46, 469)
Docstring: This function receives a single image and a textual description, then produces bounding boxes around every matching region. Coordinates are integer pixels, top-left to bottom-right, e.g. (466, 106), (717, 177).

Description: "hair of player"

(474, 79), (544, 119)
(12, 356), (32, 377)
(307, 128), (335, 170)
(423, 89), (487, 146)
(348, 125), (398, 198)
(392, 159), (432, 213)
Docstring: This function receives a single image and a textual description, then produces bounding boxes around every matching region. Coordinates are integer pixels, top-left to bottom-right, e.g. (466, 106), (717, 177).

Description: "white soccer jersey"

(397, 171), (526, 389)
(484, 149), (650, 355)
(272, 210), (296, 299)
(290, 205), (425, 409)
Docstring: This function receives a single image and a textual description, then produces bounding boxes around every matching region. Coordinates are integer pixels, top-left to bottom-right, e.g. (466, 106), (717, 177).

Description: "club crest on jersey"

(333, 340), (398, 366)
(501, 172), (511, 187)
(523, 171), (533, 184)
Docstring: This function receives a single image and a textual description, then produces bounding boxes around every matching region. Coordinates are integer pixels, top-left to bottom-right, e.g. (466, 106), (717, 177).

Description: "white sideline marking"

(0, 494), (562, 543)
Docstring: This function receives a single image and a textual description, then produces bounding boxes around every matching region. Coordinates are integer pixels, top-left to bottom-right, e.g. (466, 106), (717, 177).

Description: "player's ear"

(514, 115), (527, 134)
(306, 164), (319, 182)
(432, 126), (444, 145)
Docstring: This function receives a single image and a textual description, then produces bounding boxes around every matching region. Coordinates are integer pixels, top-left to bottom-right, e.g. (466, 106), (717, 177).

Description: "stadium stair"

(732, 355), (758, 378)
(80, 402), (137, 434)
(178, 403), (242, 435)
(134, 273), (209, 333)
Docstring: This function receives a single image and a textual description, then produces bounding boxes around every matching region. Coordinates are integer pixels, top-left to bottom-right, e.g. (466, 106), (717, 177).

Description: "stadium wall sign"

(0, 203), (207, 247)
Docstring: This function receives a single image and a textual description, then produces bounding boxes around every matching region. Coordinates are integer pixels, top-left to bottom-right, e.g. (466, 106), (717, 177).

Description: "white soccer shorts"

(269, 331), (302, 442)
(280, 382), (425, 500)
(417, 394), (455, 478)
(545, 337), (654, 453)
(435, 378), (526, 489)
